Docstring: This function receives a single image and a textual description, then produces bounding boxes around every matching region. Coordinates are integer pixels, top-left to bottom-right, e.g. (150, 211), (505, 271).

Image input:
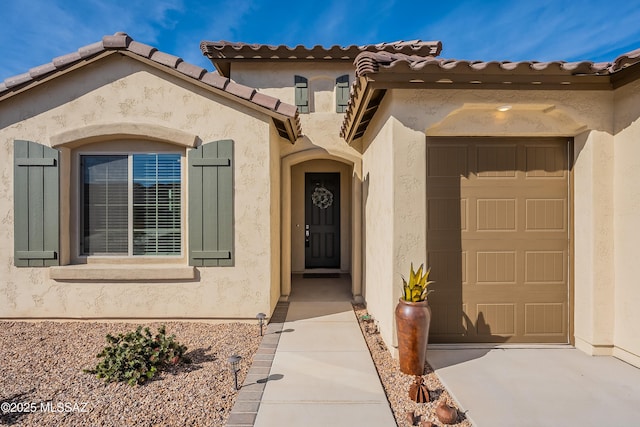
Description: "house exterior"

(1, 32), (639, 369)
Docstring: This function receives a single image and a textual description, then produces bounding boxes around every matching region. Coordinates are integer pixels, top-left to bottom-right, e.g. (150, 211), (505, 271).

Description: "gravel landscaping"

(353, 304), (472, 427)
(0, 321), (260, 426)
(2, 306), (470, 427)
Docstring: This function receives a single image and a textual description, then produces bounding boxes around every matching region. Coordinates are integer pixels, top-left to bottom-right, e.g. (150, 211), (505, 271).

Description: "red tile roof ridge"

(1, 32), (301, 139)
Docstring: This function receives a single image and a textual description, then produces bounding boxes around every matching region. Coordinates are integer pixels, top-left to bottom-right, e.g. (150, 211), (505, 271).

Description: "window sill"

(49, 264), (196, 281)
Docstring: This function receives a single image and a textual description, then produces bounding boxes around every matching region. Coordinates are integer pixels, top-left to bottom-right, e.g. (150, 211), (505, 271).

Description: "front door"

(305, 173), (340, 268)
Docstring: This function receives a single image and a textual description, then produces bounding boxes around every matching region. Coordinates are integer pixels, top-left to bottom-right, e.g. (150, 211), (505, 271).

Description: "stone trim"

(226, 301), (289, 427)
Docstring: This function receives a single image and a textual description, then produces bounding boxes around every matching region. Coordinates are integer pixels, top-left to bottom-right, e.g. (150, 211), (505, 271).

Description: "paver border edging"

(226, 302), (289, 427)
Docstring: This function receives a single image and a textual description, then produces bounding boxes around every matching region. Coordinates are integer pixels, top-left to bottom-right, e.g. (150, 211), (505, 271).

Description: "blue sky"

(2, 0), (640, 82)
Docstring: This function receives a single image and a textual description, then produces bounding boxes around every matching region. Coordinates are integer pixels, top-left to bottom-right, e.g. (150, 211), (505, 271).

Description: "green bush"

(85, 325), (189, 386)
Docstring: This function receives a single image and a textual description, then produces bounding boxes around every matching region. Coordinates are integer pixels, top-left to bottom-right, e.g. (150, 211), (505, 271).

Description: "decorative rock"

(436, 401), (458, 425)
(406, 410), (417, 425)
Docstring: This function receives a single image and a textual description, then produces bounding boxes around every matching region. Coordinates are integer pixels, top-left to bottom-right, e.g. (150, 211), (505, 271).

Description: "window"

(80, 153), (182, 256)
(14, 139), (233, 270)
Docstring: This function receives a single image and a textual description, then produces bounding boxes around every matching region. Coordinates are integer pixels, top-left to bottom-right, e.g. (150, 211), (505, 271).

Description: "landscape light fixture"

(256, 312), (267, 336)
(228, 354), (242, 390)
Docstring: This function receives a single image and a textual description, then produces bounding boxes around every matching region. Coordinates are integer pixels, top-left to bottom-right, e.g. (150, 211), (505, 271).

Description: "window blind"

(81, 155), (128, 255)
(133, 154), (181, 255)
(81, 153), (181, 256)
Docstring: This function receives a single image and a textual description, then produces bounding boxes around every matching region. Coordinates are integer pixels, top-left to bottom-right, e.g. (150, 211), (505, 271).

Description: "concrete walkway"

(429, 347), (640, 427)
(227, 275), (396, 427)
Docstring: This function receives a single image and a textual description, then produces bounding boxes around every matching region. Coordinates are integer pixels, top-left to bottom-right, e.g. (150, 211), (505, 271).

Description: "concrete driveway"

(428, 347), (640, 427)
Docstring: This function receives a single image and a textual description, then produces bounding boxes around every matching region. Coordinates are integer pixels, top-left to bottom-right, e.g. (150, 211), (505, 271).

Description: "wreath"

(311, 186), (334, 209)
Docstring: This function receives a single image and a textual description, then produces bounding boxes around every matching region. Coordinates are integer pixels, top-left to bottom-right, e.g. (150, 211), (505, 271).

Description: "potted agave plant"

(395, 263), (434, 402)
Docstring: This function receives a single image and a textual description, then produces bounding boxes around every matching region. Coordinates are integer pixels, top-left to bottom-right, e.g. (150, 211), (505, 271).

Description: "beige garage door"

(427, 138), (570, 343)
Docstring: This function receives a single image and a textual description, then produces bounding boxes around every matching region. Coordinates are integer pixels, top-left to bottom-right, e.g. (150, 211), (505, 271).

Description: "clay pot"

(435, 401), (457, 425)
(395, 298), (431, 376)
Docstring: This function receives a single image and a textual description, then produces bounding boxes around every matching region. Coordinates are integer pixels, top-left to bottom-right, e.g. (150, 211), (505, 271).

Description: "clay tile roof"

(341, 46), (640, 143)
(200, 39), (443, 76)
(351, 50), (628, 79)
(1, 32), (301, 143)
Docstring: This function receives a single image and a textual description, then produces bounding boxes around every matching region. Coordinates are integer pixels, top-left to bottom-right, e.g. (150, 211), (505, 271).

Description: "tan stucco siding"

(612, 79), (640, 367)
(0, 55), (280, 320)
(229, 62), (354, 114)
(361, 98), (397, 348)
(269, 125), (282, 312)
(573, 130), (616, 354)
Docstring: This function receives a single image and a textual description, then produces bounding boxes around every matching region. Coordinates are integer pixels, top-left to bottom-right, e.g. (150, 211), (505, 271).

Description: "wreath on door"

(311, 186), (334, 209)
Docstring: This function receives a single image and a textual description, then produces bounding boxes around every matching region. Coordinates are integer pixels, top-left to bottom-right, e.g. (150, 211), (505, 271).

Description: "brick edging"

(226, 302), (289, 427)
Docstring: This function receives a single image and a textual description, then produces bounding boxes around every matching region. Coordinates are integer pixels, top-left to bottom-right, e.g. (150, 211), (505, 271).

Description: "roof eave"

(1, 33), (302, 144)
(123, 51), (301, 143)
(341, 70), (617, 146)
(0, 50), (115, 102)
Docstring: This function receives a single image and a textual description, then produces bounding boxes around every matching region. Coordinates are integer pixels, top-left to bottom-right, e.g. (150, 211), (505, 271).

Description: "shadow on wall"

(361, 172), (369, 302)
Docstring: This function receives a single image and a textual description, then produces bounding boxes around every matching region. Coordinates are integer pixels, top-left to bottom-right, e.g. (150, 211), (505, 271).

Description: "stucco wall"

(359, 87), (626, 362)
(612, 79), (640, 367)
(269, 125), (282, 313)
(230, 62), (354, 112)
(0, 55), (281, 320)
(361, 97), (397, 348)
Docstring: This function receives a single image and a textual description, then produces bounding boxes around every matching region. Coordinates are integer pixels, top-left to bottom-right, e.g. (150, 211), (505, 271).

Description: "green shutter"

(188, 140), (234, 267)
(336, 74), (350, 113)
(13, 140), (59, 267)
(294, 75), (309, 113)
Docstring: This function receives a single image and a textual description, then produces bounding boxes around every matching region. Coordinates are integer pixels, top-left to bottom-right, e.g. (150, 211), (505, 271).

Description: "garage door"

(426, 138), (570, 343)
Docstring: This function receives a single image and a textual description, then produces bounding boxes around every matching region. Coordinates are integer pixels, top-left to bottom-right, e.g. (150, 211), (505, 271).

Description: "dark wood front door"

(305, 173), (340, 268)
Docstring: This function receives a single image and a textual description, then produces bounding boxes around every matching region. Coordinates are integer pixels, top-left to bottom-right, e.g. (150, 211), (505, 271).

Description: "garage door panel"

(524, 303), (566, 336)
(525, 199), (567, 231)
(525, 145), (567, 177)
(476, 144), (517, 177)
(525, 251), (566, 284)
(427, 137), (569, 344)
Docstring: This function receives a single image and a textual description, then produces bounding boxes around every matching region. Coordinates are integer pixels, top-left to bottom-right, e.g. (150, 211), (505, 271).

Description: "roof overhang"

(199, 40), (442, 77)
(1, 33), (302, 144)
(340, 49), (640, 145)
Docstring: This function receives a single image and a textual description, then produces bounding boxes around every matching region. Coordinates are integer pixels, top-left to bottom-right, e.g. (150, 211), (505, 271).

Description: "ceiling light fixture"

(497, 105), (512, 112)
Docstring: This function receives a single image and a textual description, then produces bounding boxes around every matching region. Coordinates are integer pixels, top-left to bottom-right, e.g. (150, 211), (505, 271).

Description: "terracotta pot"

(395, 298), (431, 376)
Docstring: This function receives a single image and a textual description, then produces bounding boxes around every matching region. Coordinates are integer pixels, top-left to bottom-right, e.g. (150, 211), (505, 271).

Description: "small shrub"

(85, 325), (190, 386)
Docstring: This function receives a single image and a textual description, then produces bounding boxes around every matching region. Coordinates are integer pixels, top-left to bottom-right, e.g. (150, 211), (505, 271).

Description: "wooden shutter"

(13, 140), (60, 267)
(336, 74), (350, 113)
(188, 140), (234, 266)
(294, 75), (309, 113)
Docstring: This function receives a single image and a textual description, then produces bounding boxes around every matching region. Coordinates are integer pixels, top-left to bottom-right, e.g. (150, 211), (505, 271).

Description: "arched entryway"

(280, 149), (362, 301)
